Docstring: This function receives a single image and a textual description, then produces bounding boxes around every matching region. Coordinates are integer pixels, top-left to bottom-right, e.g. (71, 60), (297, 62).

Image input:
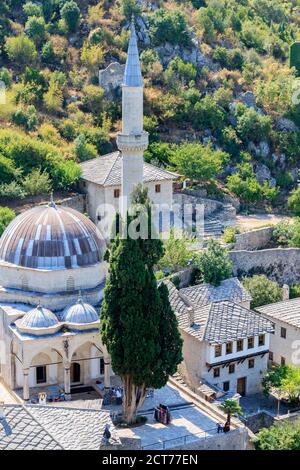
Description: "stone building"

(0, 202), (112, 401)
(257, 298), (300, 367)
(166, 278), (274, 398)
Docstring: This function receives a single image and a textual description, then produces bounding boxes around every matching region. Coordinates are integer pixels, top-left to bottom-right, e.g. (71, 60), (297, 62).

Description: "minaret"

(117, 18), (148, 214)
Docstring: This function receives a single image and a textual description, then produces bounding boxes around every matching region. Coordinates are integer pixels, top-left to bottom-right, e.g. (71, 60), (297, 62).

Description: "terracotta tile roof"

(80, 152), (178, 187)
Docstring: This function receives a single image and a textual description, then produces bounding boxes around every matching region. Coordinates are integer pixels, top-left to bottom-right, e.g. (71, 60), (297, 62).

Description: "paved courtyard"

(118, 405), (219, 449)
(240, 393), (291, 418)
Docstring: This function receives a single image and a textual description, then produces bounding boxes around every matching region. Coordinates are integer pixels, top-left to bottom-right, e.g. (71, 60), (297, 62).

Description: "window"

(226, 342), (233, 355)
(155, 184), (161, 193)
(215, 345), (222, 358)
(248, 359), (255, 369)
(66, 276), (75, 292)
(269, 351), (274, 361)
(247, 337), (254, 349)
(114, 189), (120, 199)
(36, 366), (46, 384)
(281, 327), (287, 339)
(237, 339), (244, 352)
(229, 364), (235, 374)
(100, 358), (105, 375)
(213, 367), (220, 378)
(258, 334), (265, 347)
(223, 381), (230, 392)
(281, 356), (286, 366)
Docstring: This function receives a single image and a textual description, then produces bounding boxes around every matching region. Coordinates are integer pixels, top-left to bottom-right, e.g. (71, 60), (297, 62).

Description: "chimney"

(0, 401), (5, 420)
(187, 307), (195, 327)
(282, 284), (289, 301)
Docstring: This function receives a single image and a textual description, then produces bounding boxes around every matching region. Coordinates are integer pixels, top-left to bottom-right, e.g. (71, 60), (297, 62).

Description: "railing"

(142, 427), (222, 450)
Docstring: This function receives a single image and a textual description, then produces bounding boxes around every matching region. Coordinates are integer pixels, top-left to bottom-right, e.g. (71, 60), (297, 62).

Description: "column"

(64, 362), (71, 401)
(23, 368), (30, 401)
(104, 358), (111, 390)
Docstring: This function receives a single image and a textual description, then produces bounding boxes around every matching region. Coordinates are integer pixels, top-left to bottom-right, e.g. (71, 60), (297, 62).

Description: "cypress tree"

(100, 187), (182, 424)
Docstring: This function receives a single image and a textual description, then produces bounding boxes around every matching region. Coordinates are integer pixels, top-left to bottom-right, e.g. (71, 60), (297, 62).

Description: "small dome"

(62, 298), (99, 324)
(19, 305), (59, 329)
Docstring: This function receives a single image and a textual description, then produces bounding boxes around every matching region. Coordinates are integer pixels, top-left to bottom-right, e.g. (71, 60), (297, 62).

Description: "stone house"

(257, 298), (300, 367)
(166, 278), (274, 398)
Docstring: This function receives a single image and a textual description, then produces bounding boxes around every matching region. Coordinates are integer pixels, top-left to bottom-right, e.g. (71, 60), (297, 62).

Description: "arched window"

(66, 276), (75, 291)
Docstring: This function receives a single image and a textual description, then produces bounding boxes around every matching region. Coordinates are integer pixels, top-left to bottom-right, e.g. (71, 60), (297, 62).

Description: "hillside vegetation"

(0, 0), (300, 211)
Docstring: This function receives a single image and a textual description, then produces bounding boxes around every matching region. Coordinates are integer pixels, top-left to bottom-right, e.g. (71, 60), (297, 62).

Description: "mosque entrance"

(71, 362), (81, 384)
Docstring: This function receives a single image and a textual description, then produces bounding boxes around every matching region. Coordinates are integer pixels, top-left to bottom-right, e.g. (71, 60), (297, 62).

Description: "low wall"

(58, 194), (87, 213)
(173, 193), (223, 216)
(171, 427), (249, 451)
(241, 411), (275, 434)
(234, 227), (274, 251)
(230, 248), (300, 285)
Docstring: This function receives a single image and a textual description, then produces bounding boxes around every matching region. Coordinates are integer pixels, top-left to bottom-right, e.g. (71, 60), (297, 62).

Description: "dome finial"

(49, 191), (57, 209)
(78, 290), (83, 304)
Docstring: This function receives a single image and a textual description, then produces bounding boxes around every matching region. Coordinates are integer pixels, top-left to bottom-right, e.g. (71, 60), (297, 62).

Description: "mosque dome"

(62, 297), (99, 324)
(19, 305), (59, 330)
(0, 201), (104, 270)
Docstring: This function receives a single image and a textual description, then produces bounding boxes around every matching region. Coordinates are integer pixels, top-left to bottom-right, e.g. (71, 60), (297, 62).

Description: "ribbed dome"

(19, 305), (59, 329)
(62, 298), (99, 324)
(0, 203), (104, 270)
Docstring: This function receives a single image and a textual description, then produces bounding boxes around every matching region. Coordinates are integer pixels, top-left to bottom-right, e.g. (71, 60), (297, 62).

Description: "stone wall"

(230, 248), (300, 285)
(173, 193), (223, 216)
(234, 227), (274, 251)
(59, 194), (87, 213)
(241, 412), (275, 434)
(171, 427), (249, 450)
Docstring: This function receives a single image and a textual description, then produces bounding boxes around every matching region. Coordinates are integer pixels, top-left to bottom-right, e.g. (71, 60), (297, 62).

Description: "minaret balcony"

(117, 131), (149, 152)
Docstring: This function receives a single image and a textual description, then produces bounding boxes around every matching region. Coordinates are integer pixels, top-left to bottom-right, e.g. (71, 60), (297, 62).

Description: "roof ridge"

(103, 152), (121, 186)
(22, 405), (65, 450)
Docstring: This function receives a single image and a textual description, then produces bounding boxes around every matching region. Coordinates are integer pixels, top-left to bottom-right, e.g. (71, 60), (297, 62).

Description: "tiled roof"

(180, 277), (252, 307)
(0, 405), (120, 450)
(257, 297), (300, 329)
(80, 152), (178, 187)
(165, 281), (274, 344)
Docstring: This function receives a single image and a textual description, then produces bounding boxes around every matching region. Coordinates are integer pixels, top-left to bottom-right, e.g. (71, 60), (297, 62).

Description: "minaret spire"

(117, 15), (149, 215)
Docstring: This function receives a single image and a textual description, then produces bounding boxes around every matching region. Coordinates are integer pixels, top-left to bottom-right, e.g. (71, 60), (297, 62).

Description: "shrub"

(61, 1), (80, 33)
(0, 68), (12, 88)
(288, 187), (300, 214)
(157, 230), (193, 273)
(23, 2), (43, 18)
(5, 35), (37, 67)
(256, 420), (300, 450)
(243, 275), (282, 309)
(0, 153), (18, 184)
(43, 81), (63, 113)
(74, 134), (97, 162)
(223, 227), (238, 244)
(195, 239), (233, 286)
(81, 43), (104, 74)
(236, 105), (272, 143)
(170, 142), (228, 182)
(290, 285), (300, 299)
(144, 142), (175, 166)
(41, 41), (56, 64)
(0, 182), (27, 200)
(25, 16), (47, 45)
(12, 105), (39, 131)
(82, 84), (105, 115)
(272, 221), (294, 247)
(193, 95), (227, 132)
(165, 58), (197, 87)
(148, 9), (190, 46)
(22, 168), (51, 196)
(0, 207), (15, 236)
(120, 0), (141, 19)
(212, 46), (244, 70)
(290, 42), (300, 77)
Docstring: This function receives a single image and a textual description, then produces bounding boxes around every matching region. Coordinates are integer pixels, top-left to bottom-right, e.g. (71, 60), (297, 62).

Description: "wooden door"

(237, 377), (247, 396)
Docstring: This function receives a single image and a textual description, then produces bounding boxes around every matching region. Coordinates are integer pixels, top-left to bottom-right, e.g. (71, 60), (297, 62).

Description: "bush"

(223, 227), (238, 244)
(0, 153), (18, 184)
(170, 142), (228, 183)
(148, 9), (190, 46)
(5, 35), (37, 67)
(288, 187), (300, 214)
(0, 182), (27, 200)
(256, 420), (300, 450)
(195, 239), (233, 286)
(290, 42), (300, 77)
(157, 230), (193, 274)
(12, 105), (39, 131)
(242, 275), (282, 309)
(165, 58), (197, 87)
(74, 134), (97, 162)
(61, 1), (80, 33)
(25, 16), (47, 45)
(144, 142), (174, 166)
(120, 0), (141, 19)
(0, 207), (15, 236)
(290, 285), (300, 299)
(272, 221), (294, 247)
(193, 95), (227, 132)
(23, 2), (43, 18)
(43, 81), (63, 113)
(235, 104), (272, 143)
(0, 68), (12, 88)
(22, 168), (51, 196)
(212, 46), (244, 70)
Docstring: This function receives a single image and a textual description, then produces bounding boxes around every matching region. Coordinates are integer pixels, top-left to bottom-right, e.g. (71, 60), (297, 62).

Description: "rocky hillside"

(0, 0), (300, 211)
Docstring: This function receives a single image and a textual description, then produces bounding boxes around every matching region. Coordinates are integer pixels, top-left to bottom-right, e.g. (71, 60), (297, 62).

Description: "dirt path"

(235, 214), (292, 232)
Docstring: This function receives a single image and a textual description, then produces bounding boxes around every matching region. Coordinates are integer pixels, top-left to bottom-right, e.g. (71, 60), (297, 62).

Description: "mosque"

(0, 21), (176, 401)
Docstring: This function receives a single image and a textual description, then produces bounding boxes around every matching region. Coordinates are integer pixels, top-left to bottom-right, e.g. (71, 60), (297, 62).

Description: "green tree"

(22, 168), (51, 196)
(255, 421), (300, 450)
(25, 16), (47, 46)
(288, 187), (300, 214)
(5, 35), (37, 67)
(74, 134), (97, 162)
(242, 275), (282, 309)
(170, 143), (228, 183)
(157, 230), (193, 273)
(148, 9), (190, 46)
(61, 1), (80, 33)
(100, 188), (182, 424)
(23, 2), (43, 18)
(195, 239), (233, 286)
(263, 365), (300, 404)
(0, 207), (15, 236)
(219, 399), (243, 426)
(120, 0), (141, 20)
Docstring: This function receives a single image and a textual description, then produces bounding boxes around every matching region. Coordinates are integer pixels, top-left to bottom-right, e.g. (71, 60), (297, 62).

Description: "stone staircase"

(203, 203), (236, 239)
